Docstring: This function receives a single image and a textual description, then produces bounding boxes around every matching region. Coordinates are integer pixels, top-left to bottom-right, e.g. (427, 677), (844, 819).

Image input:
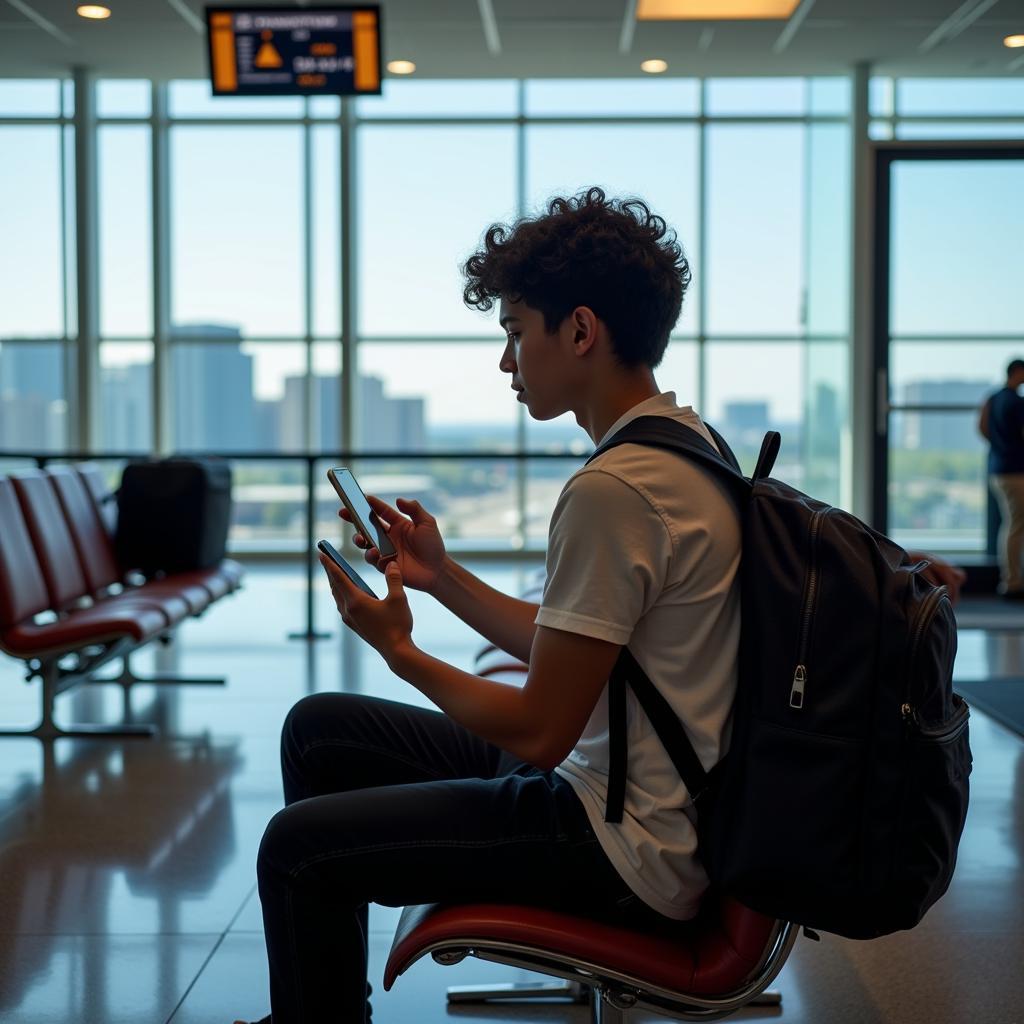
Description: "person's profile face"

(497, 296), (530, 402)
(496, 297), (569, 421)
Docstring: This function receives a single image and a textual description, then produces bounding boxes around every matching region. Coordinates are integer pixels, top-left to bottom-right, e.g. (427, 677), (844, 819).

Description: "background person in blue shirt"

(979, 359), (1024, 598)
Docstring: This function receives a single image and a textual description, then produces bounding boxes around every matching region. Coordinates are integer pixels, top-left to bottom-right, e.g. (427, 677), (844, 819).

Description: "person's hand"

(923, 559), (967, 607)
(340, 495), (447, 593)
(907, 550), (967, 606)
(320, 554), (416, 665)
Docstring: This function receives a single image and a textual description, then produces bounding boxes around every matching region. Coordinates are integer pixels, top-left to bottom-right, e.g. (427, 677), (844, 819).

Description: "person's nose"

(499, 337), (516, 375)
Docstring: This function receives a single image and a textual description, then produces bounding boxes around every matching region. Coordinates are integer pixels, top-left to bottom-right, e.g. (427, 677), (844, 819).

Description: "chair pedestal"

(446, 978), (782, 1022)
(447, 979), (589, 1004)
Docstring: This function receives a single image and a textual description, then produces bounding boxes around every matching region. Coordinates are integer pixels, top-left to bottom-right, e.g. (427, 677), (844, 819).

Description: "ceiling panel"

(0, 0), (1021, 79)
(493, 0), (627, 19)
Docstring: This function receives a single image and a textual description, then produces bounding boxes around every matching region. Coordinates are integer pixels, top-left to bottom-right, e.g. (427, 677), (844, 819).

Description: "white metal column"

(152, 81), (172, 454)
(849, 62), (874, 522)
(340, 97), (357, 459)
(72, 67), (99, 452)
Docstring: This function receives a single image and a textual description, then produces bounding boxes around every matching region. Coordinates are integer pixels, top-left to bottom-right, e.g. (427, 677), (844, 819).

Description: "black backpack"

(590, 415), (972, 940)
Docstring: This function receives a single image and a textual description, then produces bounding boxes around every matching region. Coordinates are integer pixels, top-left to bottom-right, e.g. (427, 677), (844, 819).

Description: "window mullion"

(152, 80), (172, 454)
(73, 67), (100, 452)
(340, 97), (357, 457)
(303, 102), (314, 451)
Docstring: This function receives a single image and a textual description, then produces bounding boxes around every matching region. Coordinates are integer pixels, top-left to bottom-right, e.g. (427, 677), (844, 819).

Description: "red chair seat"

(385, 895), (777, 998)
(170, 565), (242, 602)
(129, 578), (212, 616)
(181, 569), (232, 601)
(2, 602), (168, 658)
(111, 590), (191, 624)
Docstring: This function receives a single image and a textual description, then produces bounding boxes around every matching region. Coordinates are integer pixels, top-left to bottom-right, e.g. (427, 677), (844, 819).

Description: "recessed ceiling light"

(641, 59), (669, 73)
(387, 60), (416, 75)
(638, 0), (799, 18)
(77, 4), (111, 18)
(1005, 34), (1024, 48)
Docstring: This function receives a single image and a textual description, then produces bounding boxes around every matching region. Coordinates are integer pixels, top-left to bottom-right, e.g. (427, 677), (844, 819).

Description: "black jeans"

(256, 692), (668, 1023)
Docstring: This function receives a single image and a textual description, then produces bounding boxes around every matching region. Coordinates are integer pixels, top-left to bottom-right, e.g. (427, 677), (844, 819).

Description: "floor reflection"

(0, 726), (242, 1019)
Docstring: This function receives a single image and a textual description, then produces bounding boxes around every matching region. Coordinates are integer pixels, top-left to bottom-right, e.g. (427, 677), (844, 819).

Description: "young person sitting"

(237, 187), (741, 1024)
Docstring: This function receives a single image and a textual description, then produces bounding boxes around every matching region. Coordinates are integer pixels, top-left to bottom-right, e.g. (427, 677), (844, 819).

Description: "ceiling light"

(641, 59), (669, 73)
(387, 60), (416, 75)
(77, 4), (111, 17)
(638, 0), (799, 19)
(1004, 34), (1024, 48)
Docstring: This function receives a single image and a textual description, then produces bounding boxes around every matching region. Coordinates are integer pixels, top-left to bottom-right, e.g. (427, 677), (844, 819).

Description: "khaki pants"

(990, 473), (1024, 591)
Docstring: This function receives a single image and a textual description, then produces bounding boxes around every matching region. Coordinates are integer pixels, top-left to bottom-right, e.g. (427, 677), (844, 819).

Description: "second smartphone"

(326, 467), (398, 561)
(317, 540), (379, 599)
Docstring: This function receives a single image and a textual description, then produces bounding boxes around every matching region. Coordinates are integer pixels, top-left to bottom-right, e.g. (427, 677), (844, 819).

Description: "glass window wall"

(1, 74), (865, 553)
(0, 126), (65, 339)
(170, 126), (305, 338)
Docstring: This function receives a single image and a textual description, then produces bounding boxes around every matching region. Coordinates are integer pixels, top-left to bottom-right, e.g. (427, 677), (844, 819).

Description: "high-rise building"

(901, 380), (989, 451)
(279, 372), (425, 451)
(253, 399), (281, 452)
(0, 341), (66, 450)
(722, 400), (770, 445)
(808, 382), (841, 450)
(170, 325), (257, 451)
(359, 374), (426, 451)
(280, 374), (341, 451)
(101, 362), (151, 451)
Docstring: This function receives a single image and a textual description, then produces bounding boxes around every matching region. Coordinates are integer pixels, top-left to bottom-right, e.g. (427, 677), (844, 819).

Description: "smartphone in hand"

(326, 468), (398, 561)
(317, 540), (380, 599)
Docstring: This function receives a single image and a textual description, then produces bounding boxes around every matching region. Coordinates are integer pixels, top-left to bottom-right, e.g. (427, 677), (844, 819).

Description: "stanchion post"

(289, 456), (331, 641)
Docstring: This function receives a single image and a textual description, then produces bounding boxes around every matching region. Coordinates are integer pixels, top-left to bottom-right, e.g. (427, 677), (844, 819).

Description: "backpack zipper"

(789, 507), (829, 710)
(900, 584), (950, 727)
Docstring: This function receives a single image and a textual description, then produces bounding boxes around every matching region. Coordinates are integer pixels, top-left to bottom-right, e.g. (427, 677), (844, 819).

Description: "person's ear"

(570, 307), (598, 356)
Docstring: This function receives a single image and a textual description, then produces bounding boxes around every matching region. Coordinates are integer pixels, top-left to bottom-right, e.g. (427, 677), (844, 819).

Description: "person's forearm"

(429, 556), (538, 665)
(388, 643), (547, 766)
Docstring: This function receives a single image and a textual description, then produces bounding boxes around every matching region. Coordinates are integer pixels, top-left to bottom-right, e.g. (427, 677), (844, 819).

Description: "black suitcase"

(115, 458), (232, 575)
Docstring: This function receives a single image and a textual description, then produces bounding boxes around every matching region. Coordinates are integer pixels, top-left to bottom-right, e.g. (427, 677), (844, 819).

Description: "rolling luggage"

(115, 458), (232, 575)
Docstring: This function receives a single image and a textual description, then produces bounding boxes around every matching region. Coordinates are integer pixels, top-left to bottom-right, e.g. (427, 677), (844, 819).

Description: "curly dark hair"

(462, 187), (691, 369)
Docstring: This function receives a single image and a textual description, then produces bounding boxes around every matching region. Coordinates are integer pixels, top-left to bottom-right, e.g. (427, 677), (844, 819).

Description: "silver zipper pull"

(789, 665), (807, 709)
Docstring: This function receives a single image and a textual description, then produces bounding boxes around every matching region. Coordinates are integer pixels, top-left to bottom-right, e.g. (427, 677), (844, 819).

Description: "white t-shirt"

(537, 391), (741, 920)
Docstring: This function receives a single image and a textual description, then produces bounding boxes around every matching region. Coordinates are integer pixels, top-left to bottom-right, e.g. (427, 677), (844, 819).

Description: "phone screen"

(317, 540), (379, 599)
(327, 468), (397, 559)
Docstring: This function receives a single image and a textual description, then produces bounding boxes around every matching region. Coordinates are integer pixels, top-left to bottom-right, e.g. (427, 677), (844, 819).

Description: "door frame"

(870, 140), (1024, 536)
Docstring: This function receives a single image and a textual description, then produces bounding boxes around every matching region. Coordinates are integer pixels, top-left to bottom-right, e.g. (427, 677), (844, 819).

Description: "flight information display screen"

(205, 6), (382, 96)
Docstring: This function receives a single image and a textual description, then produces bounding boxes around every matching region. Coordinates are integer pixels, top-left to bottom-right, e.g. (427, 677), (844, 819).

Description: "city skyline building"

(0, 340), (66, 451)
(0, 329), (427, 456)
(900, 379), (990, 452)
(101, 361), (151, 451)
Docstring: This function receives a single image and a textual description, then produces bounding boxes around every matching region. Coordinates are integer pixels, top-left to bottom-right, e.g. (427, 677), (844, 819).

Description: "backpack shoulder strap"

(703, 422), (742, 474)
(587, 415), (751, 504)
(592, 416), (754, 825)
(605, 648), (715, 823)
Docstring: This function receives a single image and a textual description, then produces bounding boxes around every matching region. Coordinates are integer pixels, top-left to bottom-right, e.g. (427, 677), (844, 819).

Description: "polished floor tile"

(169, 930), (596, 1024)
(0, 935), (220, 1024)
(0, 563), (1022, 1024)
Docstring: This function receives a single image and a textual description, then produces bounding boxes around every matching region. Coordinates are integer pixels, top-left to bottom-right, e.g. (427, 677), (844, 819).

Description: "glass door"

(873, 145), (1024, 554)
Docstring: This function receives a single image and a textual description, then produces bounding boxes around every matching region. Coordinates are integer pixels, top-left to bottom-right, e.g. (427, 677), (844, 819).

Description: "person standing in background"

(979, 359), (1024, 599)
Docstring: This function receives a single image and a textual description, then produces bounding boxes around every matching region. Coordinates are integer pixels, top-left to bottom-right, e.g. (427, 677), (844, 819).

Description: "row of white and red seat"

(0, 463), (242, 738)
